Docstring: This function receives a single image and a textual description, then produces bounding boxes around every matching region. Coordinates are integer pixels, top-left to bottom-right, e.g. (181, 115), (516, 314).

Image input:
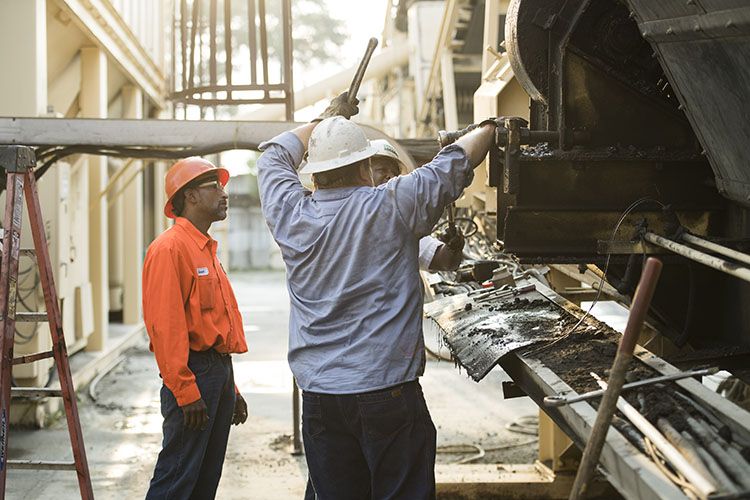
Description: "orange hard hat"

(163, 156), (230, 218)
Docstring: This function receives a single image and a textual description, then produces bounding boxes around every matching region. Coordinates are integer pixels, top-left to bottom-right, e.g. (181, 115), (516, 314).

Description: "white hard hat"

(300, 117), (379, 175)
(371, 139), (407, 174)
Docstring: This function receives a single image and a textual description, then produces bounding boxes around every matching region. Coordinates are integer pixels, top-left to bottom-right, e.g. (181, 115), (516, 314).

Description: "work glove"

(439, 117), (514, 147)
(439, 224), (465, 253)
(317, 91), (359, 121)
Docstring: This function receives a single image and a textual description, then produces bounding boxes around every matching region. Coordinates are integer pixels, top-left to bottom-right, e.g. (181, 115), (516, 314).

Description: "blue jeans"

(302, 380), (436, 500)
(146, 350), (236, 500)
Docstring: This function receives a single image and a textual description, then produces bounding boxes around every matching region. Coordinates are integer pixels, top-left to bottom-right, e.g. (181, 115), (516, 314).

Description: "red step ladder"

(0, 146), (94, 499)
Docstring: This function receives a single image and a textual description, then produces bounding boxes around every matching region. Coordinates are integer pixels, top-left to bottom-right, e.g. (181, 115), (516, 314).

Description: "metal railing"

(171, 0), (294, 119)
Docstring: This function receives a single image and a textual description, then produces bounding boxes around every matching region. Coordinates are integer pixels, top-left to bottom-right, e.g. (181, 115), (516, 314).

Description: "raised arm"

(455, 123), (496, 166)
(388, 122), (497, 237)
(290, 122), (317, 150)
(257, 92), (360, 235)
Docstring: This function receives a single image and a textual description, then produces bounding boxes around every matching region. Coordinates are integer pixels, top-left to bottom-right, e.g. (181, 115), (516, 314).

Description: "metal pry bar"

(543, 367), (718, 407)
(347, 37), (378, 103)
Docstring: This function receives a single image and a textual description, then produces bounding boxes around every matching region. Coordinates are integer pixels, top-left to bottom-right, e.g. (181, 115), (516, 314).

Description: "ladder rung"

(19, 249), (36, 257)
(7, 460), (76, 470)
(13, 350), (54, 365)
(11, 387), (62, 398)
(15, 312), (48, 322)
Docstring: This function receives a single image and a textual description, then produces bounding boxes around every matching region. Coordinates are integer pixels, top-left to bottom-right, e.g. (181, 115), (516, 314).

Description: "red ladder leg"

(24, 168), (94, 499)
(0, 170), (26, 497)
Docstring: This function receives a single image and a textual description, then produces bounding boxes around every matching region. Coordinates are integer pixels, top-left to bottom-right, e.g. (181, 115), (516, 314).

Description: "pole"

(291, 378), (303, 455)
(644, 232), (750, 284)
(568, 257), (663, 499)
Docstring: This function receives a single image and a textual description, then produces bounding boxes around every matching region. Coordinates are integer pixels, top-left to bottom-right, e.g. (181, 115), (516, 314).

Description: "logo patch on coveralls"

(196, 267), (209, 276)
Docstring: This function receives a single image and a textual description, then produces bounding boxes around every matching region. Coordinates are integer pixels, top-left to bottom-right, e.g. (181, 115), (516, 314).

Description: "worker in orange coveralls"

(143, 157), (248, 499)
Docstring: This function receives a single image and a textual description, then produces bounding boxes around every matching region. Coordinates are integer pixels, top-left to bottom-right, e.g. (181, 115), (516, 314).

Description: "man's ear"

(183, 187), (199, 207)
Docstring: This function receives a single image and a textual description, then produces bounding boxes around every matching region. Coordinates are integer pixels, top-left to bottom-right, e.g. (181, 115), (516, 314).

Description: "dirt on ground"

(7, 271), (542, 499)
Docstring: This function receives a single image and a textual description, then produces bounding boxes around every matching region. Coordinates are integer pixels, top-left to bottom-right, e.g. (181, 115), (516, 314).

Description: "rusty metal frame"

(171, 0), (295, 115)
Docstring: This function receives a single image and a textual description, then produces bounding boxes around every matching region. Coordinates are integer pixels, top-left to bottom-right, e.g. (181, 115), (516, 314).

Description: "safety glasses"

(195, 179), (224, 191)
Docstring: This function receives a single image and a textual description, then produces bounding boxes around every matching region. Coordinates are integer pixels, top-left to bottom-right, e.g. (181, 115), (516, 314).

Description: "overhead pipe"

(644, 232), (750, 284)
(0, 117), (418, 173)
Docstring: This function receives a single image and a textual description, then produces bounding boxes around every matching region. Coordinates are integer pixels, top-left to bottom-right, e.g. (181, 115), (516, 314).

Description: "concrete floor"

(6, 271), (537, 499)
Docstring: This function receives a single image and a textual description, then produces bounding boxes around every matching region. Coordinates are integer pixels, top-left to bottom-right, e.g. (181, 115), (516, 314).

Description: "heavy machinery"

(423, 0), (750, 498)
(3, 0), (750, 497)
(500, 0), (750, 356)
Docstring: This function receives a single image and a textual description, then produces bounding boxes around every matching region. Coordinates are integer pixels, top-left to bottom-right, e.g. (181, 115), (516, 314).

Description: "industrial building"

(1, 0), (749, 498)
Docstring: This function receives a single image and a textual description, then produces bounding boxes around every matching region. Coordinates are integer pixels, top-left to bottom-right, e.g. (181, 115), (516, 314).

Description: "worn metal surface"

(425, 277), (708, 498)
(423, 282), (562, 381)
(504, 0), (566, 105)
(512, 154), (720, 209)
(626, 1), (750, 206)
(426, 270), (750, 497)
(635, 347), (750, 442)
(498, 0), (718, 261)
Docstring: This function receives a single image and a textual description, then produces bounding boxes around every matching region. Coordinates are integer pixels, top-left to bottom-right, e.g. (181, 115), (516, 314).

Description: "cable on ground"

(437, 415), (539, 464)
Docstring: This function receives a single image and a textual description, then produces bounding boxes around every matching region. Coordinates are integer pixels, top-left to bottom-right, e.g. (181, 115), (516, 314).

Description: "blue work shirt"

(257, 131), (473, 393)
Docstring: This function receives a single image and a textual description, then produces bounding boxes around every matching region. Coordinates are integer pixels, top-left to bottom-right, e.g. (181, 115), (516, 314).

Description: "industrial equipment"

(3, 0), (750, 497)
(423, 0), (750, 498)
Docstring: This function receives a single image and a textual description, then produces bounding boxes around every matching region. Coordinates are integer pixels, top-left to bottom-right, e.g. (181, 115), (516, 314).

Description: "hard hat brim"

(371, 138), (408, 174)
(164, 167), (230, 219)
(299, 145), (379, 175)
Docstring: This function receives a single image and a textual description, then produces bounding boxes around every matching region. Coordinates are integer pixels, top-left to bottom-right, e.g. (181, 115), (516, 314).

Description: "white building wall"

(407, 1), (444, 109)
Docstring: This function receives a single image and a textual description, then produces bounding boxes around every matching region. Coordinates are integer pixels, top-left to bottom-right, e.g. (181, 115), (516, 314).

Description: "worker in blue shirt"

(370, 138), (465, 272)
(257, 93), (496, 499)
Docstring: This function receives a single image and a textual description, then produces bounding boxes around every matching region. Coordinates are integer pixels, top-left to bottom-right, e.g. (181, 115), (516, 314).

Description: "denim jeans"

(302, 380), (437, 500)
(146, 349), (236, 500)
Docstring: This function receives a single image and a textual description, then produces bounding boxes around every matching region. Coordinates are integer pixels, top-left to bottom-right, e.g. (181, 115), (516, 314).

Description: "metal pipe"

(595, 377), (716, 498)
(684, 415), (750, 490)
(171, 0), (178, 115)
(569, 258), (663, 500)
(292, 378), (303, 455)
(210, 0), (218, 86)
(281, 0), (294, 121)
(681, 233), (750, 267)
(258, 0), (269, 89)
(247, 0), (257, 84)
(224, 0), (233, 98)
(544, 367), (718, 407)
(644, 232), (750, 284)
(347, 38), (379, 102)
(180, 0), (188, 91)
(657, 418), (716, 490)
(187, 0), (200, 91)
